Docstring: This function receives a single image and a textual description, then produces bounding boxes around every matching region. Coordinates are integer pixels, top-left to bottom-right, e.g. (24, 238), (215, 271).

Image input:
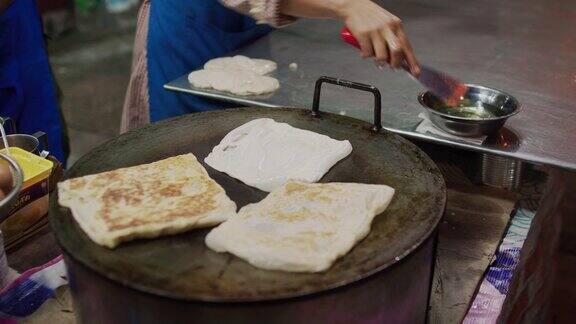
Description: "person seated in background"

(121, 0), (420, 133)
(0, 0), (69, 163)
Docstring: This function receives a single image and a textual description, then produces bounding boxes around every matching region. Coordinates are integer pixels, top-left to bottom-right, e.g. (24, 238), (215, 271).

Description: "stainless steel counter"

(166, 0), (576, 171)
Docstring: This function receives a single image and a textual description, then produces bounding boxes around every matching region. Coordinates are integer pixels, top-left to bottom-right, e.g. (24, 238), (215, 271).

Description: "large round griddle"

(51, 79), (445, 303)
(51, 107), (445, 302)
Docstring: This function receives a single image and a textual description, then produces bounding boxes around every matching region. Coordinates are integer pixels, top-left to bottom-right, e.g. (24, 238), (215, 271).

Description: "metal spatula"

(340, 27), (467, 105)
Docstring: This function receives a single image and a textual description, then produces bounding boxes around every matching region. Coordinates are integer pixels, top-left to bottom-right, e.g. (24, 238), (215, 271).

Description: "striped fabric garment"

(120, 0), (294, 133)
(120, 0), (151, 133)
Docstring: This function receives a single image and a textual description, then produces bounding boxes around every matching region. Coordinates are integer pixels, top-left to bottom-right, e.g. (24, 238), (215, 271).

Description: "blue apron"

(147, 0), (272, 122)
(0, 0), (65, 162)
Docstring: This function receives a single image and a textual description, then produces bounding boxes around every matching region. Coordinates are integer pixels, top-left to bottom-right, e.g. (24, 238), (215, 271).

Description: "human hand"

(337, 0), (420, 75)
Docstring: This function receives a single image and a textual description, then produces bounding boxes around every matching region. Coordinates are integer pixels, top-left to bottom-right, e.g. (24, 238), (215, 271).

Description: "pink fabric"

(120, 0), (151, 134)
(120, 0), (294, 133)
(223, 0), (296, 27)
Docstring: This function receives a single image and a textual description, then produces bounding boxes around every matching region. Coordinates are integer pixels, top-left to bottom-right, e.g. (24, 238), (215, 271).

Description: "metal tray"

(164, 61), (309, 109)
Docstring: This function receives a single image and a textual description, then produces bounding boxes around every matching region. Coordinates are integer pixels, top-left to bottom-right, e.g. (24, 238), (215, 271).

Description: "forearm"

(219, 0), (354, 26)
(221, 0), (420, 73)
(282, 0), (420, 74)
(278, 0), (348, 19)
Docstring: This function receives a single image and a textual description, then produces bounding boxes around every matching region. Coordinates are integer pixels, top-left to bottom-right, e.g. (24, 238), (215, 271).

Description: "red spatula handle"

(341, 27), (361, 49)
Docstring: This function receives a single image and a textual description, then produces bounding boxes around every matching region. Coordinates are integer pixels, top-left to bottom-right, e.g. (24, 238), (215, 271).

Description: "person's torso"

(147, 0), (273, 120)
(0, 0), (48, 86)
(0, 0), (66, 162)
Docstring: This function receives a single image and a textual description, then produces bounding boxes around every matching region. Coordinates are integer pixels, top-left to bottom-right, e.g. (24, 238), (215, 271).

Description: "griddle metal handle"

(312, 76), (382, 132)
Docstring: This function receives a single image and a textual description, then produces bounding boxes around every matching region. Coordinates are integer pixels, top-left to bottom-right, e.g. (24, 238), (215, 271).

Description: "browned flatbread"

(58, 154), (236, 248)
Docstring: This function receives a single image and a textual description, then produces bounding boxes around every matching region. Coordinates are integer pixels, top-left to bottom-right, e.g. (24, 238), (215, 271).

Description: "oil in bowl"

(429, 97), (507, 120)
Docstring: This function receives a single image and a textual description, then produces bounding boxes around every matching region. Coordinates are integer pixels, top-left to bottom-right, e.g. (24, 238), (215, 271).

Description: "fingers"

(397, 29), (420, 76)
(346, 14), (419, 73)
(356, 33), (375, 58)
(371, 33), (389, 66)
(384, 31), (403, 69)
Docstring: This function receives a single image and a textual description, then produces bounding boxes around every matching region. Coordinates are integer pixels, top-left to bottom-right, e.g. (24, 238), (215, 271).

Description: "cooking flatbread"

(58, 154), (236, 248)
(204, 55), (277, 75)
(206, 182), (395, 272)
(204, 118), (353, 192)
(188, 69), (279, 96)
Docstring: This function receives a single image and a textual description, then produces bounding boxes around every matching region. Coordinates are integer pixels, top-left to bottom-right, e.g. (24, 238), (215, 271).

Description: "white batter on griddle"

(188, 69), (279, 96)
(204, 55), (277, 75)
(204, 118), (353, 192)
(205, 181), (395, 273)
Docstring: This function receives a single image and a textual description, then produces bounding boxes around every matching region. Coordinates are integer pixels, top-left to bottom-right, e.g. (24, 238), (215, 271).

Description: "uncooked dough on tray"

(204, 55), (277, 75)
(205, 182), (395, 273)
(58, 154), (237, 248)
(188, 55), (280, 96)
(204, 118), (353, 192)
(188, 69), (279, 96)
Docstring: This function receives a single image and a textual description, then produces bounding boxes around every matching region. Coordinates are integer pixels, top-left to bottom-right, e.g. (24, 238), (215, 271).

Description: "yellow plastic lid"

(0, 147), (53, 184)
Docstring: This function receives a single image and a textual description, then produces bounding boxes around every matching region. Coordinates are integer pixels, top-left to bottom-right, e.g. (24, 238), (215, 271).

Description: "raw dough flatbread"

(188, 69), (279, 96)
(205, 182), (395, 273)
(58, 154), (236, 248)
(204, 55), (277, 75)
(204, 118), (353, 192)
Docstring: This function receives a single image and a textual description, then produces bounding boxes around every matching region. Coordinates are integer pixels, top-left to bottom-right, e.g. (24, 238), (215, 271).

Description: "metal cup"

(0, 132), (50, 157)
(0, 117), (16, 135)
(480, 153), (524, 191)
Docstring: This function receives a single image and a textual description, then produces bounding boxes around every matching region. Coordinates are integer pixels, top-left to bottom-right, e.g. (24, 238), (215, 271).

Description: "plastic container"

(0, 148), (53, 243)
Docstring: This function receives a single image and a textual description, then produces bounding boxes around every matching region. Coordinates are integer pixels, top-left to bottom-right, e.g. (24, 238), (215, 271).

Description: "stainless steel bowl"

(418, 84), (520, 137)
(0, 154), (23, 223)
